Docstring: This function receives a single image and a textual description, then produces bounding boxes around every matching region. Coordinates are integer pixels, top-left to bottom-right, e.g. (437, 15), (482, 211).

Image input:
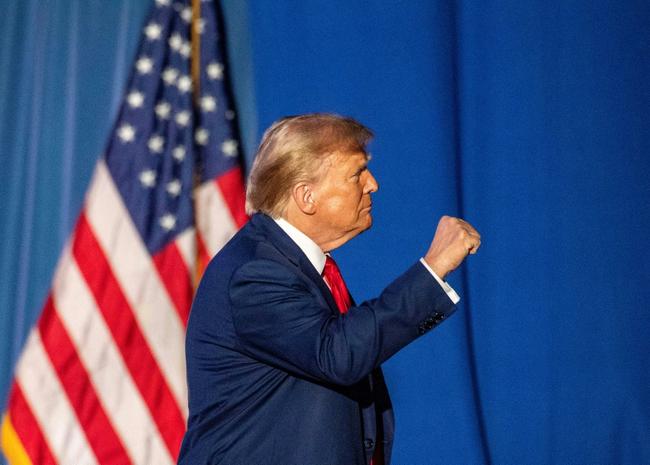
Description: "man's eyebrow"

(353, 162), (368, 175)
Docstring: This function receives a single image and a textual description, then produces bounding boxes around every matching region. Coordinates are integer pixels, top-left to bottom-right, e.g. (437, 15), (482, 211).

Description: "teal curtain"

(0, 0), (256, 430)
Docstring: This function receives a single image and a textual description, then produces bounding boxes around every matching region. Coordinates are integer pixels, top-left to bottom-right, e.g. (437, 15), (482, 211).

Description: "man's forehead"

(330, 151), (370, 165)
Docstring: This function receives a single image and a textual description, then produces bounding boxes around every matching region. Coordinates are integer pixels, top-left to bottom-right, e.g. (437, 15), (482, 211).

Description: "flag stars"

(159, 213), (177, 231)
(169, 33), (183, 51)
(177, 75), (192, 93)
(155, 101), (171, 119)
(173, 146), (186, 162)
(200, 95), (217, 112)
(117, 123), (135, 143)
(169, 33), (190, 58)
(139, 169), (157, 188)
(175, 110), (191, 127)
(155, 0), (170, 7)
(225, 109), (235, 120)
(126, 91), (145, 109)
(135, 56), (154, 75)
(206, 62), (224, 80)
(148, 135), (165, 153)
(180, 43), (191, 59)
(195, 128), (209, 146)
(162, 67), (179, 86)
(144, 22), (162, 41)
(221, 139), (238, 157)
(166, 179), (182, 197)
(180, 7), (192, 23)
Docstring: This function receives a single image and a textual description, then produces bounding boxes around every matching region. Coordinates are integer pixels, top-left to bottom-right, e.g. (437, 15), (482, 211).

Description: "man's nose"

(364, 170), (379, 194)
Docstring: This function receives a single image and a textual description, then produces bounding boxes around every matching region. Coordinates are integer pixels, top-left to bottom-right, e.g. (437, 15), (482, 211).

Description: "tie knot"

(322, 256), (352, 314)
(323, 255), (342, 279)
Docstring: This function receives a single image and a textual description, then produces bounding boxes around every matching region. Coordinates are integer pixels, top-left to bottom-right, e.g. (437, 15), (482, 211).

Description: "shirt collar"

(273, 217), (327, 274)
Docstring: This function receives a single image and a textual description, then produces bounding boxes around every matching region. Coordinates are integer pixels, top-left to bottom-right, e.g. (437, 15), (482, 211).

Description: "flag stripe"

(215, 166), (248, 228)
(196, 232), (212, 278)
(195, 176), (238, 257)
(84, 162), (188, 407)
(3, 3), (249, 463)
(153, 241), (194, 325)
(175, 227), (197, 276)
(16, 332), (98, 465)
(52, 249), (174, 465)
(72, 214), (185, 458)
(5, 388), (54, 465)
(38, 297), (132, 465)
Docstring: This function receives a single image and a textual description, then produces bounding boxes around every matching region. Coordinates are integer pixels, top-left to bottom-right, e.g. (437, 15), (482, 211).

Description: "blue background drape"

(1, 1), (649, 464)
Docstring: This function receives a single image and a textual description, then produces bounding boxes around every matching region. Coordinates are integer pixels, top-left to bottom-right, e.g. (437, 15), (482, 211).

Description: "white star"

(173, 146), (186, 161)
(144, 22), (162, 41)
(166, 179), (182, 197)
(180, 41), (191, 59)
(175, 110), (191, 127)
(221, 139), (238, 157)
(117, 123), (135, 143)
(159, 213), (177, 231)
(206, 62), (224, 80)
(126, 90), (144, 109)
(139, 169), (157, 187)
(155, 0), (170, 6)
(169, 33), (183, 51)
(195, 128), (209, 146)
(177, 75), (192, 93)
(135, 56), (153, 75)
(148, 135), (165, 153)
(225, 109), (235, 120)
(162, 67), (179, 86)
(180, 7), (192, 23)
(200, 95), (217, 113)
(155, 101), (171, 119)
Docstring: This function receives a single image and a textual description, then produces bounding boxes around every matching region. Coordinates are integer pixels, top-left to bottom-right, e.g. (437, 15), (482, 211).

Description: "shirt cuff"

(419, 258), (461, 304)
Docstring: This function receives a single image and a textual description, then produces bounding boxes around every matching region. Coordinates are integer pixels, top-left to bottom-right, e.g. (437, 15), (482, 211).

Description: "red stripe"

(196, 233), (211, 279)
(38, 296), (131, 464)
(7, 384), (57, 465)
(72, 213), (185, 459)
(153, 241), (193, 326)
(215, 166), (248, 228)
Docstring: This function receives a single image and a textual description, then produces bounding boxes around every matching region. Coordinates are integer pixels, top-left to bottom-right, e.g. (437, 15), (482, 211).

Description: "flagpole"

(191, 0), (203, 288)
(191, 0), (201, 104)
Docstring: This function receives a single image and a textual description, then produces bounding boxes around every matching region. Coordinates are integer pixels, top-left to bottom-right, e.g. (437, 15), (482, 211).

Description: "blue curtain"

(1, 1), (649, 464)
(0, 0), (150, 423)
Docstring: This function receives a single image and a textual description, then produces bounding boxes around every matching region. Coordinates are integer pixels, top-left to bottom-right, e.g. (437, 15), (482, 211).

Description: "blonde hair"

(245, 113), (373, 217)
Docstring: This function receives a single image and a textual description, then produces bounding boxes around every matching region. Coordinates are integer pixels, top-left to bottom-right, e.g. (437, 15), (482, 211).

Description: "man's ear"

(291, 182), (317, 215)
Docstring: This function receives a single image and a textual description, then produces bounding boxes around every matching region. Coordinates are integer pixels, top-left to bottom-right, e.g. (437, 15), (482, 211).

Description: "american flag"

(1, 0), (247, 463)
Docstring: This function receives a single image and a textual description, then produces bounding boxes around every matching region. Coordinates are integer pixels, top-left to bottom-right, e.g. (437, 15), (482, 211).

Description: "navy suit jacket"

(178, 213), (457, 465)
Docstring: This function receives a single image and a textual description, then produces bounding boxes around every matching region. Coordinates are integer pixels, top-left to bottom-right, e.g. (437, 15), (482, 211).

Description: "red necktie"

(322, 256), (384, 465)
(322, 256), (352, 314)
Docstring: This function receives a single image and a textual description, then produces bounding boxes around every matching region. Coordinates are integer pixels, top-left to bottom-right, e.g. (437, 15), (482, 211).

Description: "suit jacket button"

(364, 438), (374, 450)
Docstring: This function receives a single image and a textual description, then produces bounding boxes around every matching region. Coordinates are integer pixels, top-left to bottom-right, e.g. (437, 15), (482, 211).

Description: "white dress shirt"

(274, 217), (460, 304)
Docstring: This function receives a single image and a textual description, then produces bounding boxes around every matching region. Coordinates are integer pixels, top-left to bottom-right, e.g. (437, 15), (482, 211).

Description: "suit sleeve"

(229, 259), (457, 386)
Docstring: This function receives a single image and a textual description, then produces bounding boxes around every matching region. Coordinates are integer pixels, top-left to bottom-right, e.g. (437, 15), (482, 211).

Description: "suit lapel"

(251, 214), (340, 314)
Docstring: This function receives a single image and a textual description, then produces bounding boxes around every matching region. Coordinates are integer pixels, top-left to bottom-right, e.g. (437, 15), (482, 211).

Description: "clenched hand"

(424, 216), (481, 280)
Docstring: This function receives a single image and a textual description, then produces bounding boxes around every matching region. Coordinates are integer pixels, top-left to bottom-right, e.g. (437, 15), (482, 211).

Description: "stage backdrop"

(1, 1), (649, 464)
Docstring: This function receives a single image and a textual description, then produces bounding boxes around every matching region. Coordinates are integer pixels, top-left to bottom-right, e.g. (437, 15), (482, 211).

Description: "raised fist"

(424, 216), (481, 280)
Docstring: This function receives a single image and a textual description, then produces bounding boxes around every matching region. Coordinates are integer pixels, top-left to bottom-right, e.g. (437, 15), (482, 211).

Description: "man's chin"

(358, 214), (373, 233)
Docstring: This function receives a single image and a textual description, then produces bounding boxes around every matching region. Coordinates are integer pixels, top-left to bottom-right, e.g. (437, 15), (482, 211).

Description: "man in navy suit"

(178, 114), (481, 464)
